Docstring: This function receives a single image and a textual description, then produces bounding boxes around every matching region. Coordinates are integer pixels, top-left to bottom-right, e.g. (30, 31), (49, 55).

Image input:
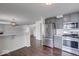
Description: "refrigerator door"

(44, 23), (56, 48)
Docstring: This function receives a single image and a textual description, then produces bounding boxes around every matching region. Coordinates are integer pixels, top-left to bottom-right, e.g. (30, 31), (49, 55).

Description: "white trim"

(0, 45), (30, 55)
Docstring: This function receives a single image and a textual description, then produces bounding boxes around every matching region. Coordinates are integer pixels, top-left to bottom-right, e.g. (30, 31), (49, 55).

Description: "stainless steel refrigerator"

(43, 23), (56, 48)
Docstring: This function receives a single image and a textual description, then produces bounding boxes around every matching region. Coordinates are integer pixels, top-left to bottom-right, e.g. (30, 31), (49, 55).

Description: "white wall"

(35, 21), (41, 40)
(30, 18), (45, 40)
(0, 25), (30, 55)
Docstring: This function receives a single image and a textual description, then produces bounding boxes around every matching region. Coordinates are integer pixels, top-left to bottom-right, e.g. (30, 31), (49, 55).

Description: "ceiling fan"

(0, 18), (19, 27)
(10, 19), (17, 26)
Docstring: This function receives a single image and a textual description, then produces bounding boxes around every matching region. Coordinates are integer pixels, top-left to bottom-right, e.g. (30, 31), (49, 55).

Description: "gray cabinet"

(70, 13), (79, 22)
(56, 18), (63, 29)
(54, 36), (62, 49)
(63, 15), (72, 22)
(43, 38), (53, 48)
(63, 13), (79, 23)
(62, 13), (79, 29)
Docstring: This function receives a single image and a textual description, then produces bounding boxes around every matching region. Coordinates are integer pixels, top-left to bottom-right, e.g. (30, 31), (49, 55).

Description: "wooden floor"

(2, 36), (78, 56)
(2, 46), (77, 56)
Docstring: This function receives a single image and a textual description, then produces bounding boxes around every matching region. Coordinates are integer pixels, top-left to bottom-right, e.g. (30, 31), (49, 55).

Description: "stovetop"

(62, 34), (79, 38)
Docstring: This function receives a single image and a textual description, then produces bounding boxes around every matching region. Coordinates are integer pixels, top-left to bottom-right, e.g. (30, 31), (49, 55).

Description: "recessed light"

(56, 15), (63, 18)
(45, 3), (52, 5)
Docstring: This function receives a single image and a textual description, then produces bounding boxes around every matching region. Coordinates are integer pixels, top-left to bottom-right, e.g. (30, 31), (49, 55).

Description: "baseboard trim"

(0, 46), (31, 56)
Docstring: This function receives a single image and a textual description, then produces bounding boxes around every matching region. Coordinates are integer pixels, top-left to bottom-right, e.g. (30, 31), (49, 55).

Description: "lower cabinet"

(54, 36), (62, 49)
(43, 38), (53, 48)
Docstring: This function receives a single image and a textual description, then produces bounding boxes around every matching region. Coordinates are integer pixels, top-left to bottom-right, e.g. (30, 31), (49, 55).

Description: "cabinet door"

(70, 13), (79, 22)
(63, 15), (72, 22)
(54, 36), (62, 49)
(63, 13), (79, 22)
(56, 18), (63, 29)
(43, 38), (53, 48)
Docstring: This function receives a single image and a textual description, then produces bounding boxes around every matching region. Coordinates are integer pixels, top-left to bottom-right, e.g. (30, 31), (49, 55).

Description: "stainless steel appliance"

(63, 22), (78, 29)
(43, 23), (56, 48)
(62, 31), (79, 55)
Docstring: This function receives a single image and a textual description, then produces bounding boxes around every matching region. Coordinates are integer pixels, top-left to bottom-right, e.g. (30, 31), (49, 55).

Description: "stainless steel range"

(62, 22), (79, 55)
(62, 33), (79, 55)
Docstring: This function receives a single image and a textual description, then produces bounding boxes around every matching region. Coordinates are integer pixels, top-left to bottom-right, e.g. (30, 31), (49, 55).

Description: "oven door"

(63, 40), (79, 49)
(62, 37), (79, 55)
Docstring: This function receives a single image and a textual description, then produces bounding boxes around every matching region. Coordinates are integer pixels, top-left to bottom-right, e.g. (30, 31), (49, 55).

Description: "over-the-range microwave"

(63, 22), (78, 29)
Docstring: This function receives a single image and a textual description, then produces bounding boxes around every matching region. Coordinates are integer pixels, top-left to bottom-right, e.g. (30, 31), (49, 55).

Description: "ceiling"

(0, 3), (79, 25)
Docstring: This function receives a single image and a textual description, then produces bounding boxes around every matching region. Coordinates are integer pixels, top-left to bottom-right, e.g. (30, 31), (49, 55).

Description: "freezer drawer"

(43, 38), (53, 48)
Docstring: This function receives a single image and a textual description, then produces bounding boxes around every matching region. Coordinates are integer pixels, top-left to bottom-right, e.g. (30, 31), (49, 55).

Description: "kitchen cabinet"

(70, 13), (79, 22)
(63, 15), (72, 22)
(63, 12), (79, 23)
(56, 18), (63, 29)
(54, 36), (62, 49)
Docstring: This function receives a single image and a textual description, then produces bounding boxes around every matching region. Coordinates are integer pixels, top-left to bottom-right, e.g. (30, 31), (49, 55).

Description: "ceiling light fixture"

(45, 0), (53, 5)
(45, 3), (52, 5)
(56, 15), (63, 18)
(11, 19), (16, 26)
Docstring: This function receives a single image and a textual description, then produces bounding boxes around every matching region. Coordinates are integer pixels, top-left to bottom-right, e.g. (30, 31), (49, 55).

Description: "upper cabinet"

(63, 13), (79, 22)
(63, 15), (71, 22)
(70, 13), (79, 22)
(63, 12), (79, 29)
(56, 18), (63, 29)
